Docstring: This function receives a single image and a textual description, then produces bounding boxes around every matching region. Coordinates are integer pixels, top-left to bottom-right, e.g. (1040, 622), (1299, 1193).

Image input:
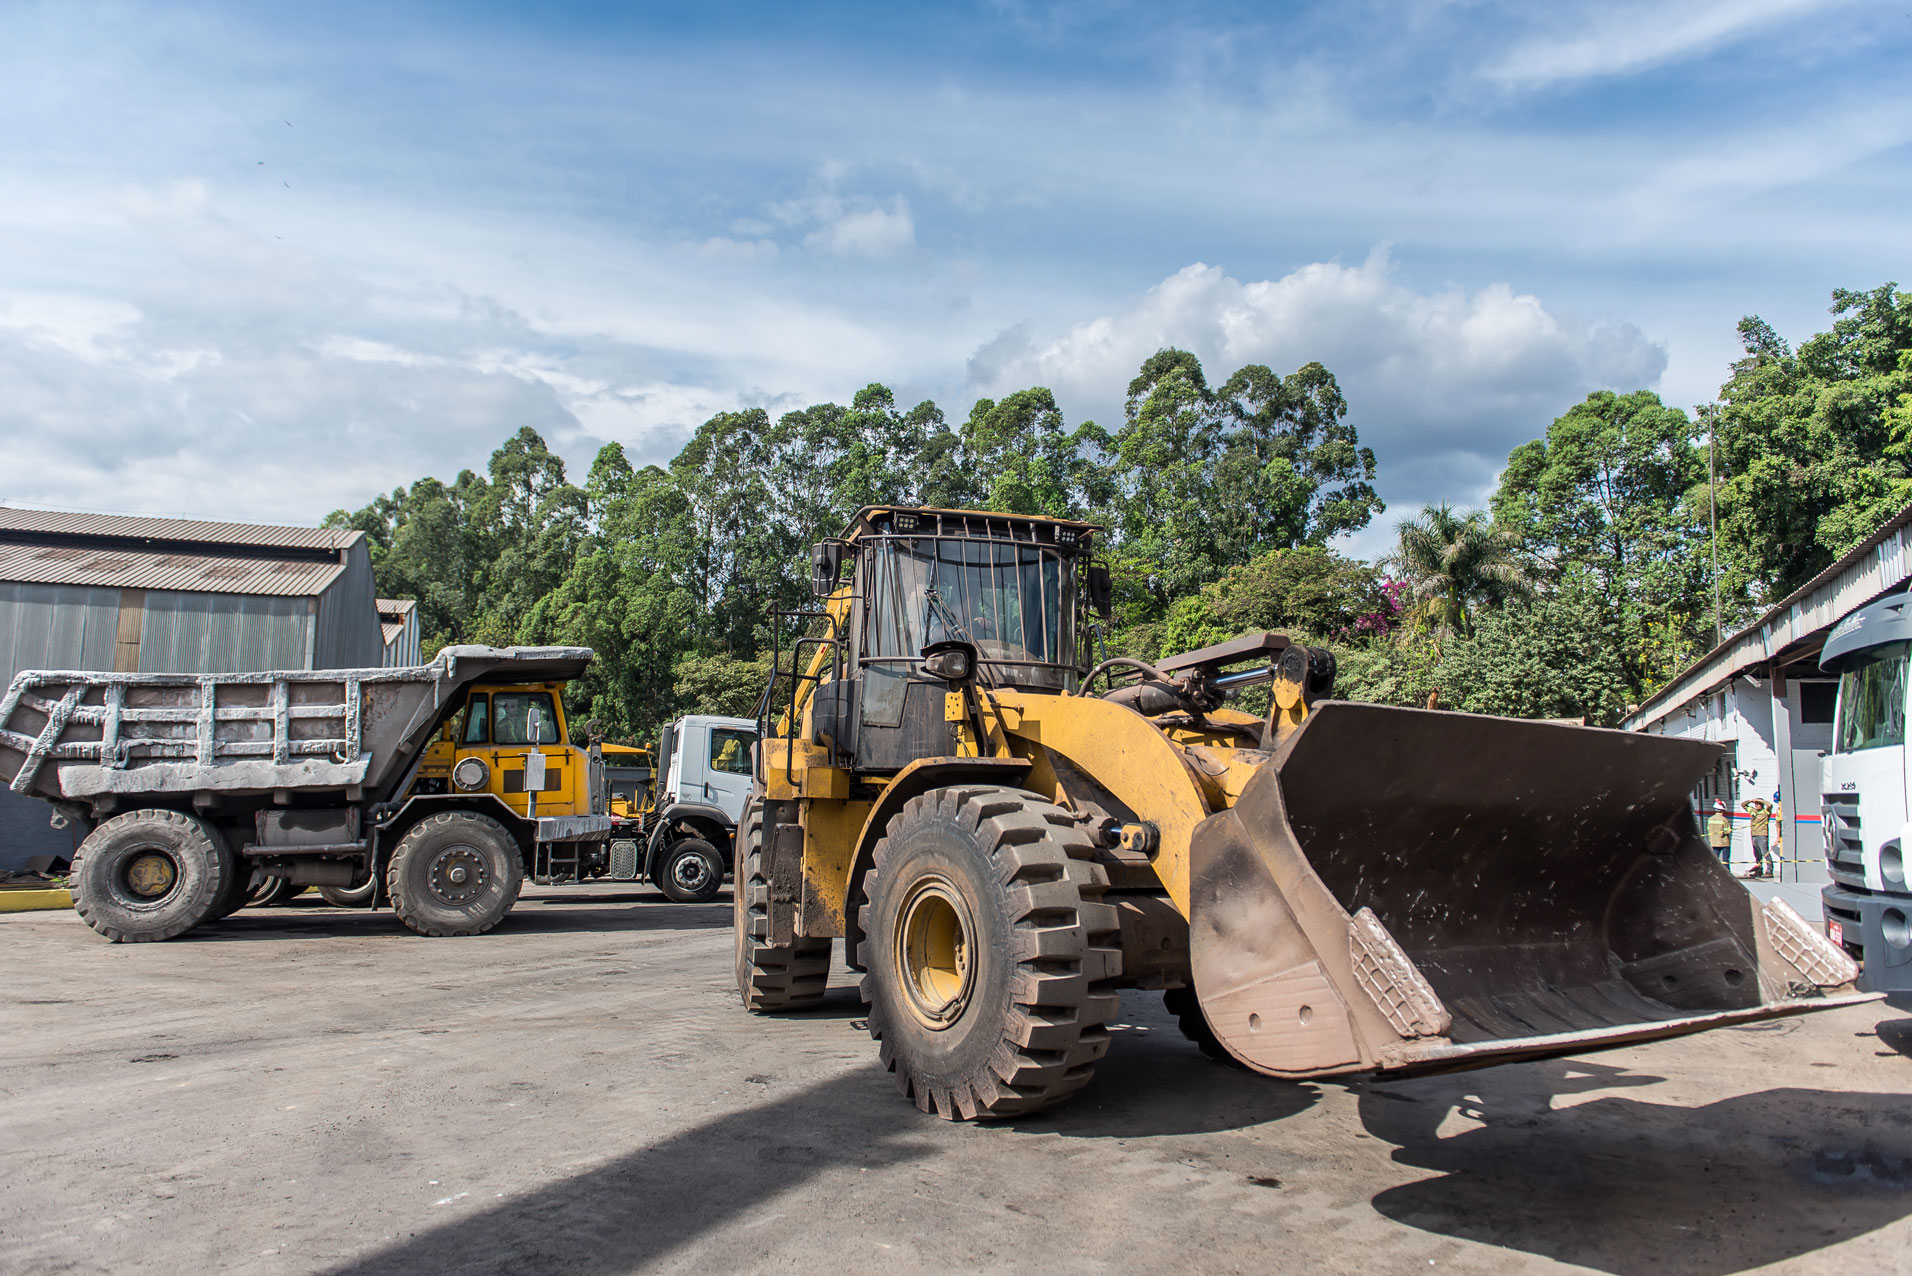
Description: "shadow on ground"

(320, 1071), (932, 1275)
(1358, 1055), (1912, 1275)
(188, 898), (731, 941)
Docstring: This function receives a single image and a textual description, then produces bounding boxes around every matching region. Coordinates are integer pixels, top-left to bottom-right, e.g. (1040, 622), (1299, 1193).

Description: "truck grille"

(1822, 792), (1868, 890)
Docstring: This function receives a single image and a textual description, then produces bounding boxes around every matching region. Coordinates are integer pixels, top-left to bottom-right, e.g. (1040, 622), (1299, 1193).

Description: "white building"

(1623, 501), (1912, 914)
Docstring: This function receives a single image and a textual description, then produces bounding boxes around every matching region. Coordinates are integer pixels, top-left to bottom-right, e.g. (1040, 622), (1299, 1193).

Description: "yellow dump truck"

(0, 646), (611, 940)
(735, 506), (1873, 1120)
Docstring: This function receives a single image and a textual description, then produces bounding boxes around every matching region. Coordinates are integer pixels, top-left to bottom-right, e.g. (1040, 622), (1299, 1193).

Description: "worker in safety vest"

(1706, 800), (1732, 867)
(1741, 797), (1774, 879)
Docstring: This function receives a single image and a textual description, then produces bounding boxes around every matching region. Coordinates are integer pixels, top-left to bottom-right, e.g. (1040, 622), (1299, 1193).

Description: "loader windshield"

(862, 536), (1075, 689)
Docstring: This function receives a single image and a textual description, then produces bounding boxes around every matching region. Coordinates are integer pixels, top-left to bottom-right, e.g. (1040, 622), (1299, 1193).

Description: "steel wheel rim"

(894, 876), (975, 1030)
(426, 843), (489, 906)
(672, 850), (714, 893)
(122, 848), (179, 901)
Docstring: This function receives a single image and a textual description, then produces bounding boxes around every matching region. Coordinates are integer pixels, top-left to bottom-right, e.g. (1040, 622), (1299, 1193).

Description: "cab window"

(709, 727), (754, 775)
(462, 695), (490, 744)
(494, 692), (561, 745)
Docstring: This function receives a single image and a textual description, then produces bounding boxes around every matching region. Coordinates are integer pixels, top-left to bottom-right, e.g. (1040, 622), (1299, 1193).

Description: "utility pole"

(1706, 404), (1722, 647)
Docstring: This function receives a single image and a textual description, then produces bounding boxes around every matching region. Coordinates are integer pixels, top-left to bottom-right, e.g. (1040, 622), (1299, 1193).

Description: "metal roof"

(1624, 498), (1912, 730)
(0, 541), (344, 597)
(0, 507), (357, 552)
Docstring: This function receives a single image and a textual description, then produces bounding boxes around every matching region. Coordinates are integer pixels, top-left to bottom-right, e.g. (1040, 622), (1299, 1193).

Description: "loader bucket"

(1186, 701), (1873, 1079)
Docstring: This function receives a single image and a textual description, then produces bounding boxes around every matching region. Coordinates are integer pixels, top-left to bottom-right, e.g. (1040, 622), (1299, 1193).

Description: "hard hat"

(1713, 799), (1727, 810)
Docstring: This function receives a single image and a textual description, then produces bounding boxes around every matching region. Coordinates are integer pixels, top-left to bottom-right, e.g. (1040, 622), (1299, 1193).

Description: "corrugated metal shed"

(0, 508), (386, 870)
(0, 542), (345, 597)
(0, 507), (356, 552)
(377, 597), (422, 667)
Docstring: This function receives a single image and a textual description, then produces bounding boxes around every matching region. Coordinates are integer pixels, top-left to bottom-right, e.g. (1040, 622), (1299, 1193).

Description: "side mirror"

(811, 539), (848, 597)
(1086, 563), (1113, 619)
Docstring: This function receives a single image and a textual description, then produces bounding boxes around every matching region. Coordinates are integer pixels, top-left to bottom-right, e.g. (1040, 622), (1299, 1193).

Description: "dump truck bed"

(0, 646), (592, 807)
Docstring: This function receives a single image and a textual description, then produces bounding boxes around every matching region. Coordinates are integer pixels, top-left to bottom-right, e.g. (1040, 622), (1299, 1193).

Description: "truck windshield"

(1836, 641), (1909, 753)
(863, 537), (1074, 689)
(493, 692), (561, 745)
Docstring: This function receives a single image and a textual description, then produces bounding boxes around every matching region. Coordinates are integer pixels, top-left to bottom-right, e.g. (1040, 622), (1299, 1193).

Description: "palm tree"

(1388, 504), (1532, 639)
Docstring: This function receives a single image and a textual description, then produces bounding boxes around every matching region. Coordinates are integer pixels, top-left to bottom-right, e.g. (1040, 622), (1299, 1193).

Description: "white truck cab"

(630, 714), (758, 904)
(1819, 592), (1912, 991)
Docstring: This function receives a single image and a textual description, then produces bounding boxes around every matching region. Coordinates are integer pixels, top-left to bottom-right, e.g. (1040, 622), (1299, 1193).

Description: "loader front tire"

(734, 798), (831, 1012)
(858, 787), (1121, 1121)
(70, 809), (234, 943)
(386, 811), (522, 937)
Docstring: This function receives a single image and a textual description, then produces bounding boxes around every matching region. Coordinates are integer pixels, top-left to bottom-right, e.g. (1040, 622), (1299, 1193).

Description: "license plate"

(1828, 920), (1844, 947)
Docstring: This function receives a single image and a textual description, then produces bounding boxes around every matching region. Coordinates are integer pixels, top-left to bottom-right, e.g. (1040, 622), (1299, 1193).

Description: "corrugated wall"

(314, 540), (383, 669)
(138, 591), (312, 673)
(0, 581), (121, 687)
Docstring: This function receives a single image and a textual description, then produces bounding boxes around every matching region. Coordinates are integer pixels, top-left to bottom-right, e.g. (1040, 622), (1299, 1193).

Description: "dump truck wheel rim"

(427, 845), (488, 905)
(123, 850), (178, 900)
(894, 875), (975, 1030)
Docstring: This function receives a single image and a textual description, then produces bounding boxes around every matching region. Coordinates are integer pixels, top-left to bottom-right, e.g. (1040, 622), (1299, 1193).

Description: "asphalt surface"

(3, 884), (1910, 1275)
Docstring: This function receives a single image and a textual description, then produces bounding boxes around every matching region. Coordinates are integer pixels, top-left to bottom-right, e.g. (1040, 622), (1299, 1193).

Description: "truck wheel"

(857, 786), (1121, 1121)
(734, 800), (831, 1012)
(70, 809), (235, 943)
(657, 838), (723, 904)
(386, 811), (523, 937)
(213, 841), (253, 919)
(249, 875), (301, 907)
(317, 873), (376, 908)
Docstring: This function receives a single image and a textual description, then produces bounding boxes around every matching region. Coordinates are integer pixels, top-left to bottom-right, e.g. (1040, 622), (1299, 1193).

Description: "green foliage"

(1712, 284), (1912, 600)
(1109, 349), (1383, 609)
(1490, 390), (1709, 694)
(1387, 504), (1531, 639)
(1158, 548), (1392, 654)
(672, 651), (775, 719)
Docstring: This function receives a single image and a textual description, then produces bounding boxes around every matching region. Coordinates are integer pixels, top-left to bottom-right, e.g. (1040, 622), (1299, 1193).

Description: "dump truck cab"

(734, 505), (1873, 1122)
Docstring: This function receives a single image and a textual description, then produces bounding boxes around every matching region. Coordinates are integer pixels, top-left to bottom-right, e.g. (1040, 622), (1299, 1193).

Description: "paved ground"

(3, 885), (1910, 1276)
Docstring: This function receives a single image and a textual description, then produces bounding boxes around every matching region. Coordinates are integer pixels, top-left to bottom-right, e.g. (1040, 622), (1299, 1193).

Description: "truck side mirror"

(811, 539), (848, 597)
(1086, 563), (1113, 620)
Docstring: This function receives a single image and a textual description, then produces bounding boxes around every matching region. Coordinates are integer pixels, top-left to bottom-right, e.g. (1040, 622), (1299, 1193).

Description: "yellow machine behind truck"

(735, 507), (1874, 1120)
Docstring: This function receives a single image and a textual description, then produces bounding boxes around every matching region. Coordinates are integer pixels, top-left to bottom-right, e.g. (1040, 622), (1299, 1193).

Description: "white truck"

(604, 714), (757, 905)
(1819, 592), (1912, 992)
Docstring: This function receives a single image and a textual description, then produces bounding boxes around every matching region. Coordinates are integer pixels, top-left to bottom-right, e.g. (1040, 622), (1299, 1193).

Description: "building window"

(1799, 681), (1837, 725)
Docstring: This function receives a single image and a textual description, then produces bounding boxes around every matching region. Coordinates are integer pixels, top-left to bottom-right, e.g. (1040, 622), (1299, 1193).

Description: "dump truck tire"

(857, 786), (1121, 1121)
(658, 837), (724, 904)
(317, 875), (376, 908)
(734, 800), (831, 1012)
(213, 843), (254, 920)
(248, 875), (300, 907)
(386, 811), (522, 937)
(70, 809), (234, 943)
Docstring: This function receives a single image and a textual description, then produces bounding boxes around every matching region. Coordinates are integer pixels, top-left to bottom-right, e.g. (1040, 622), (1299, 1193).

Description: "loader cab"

(795, 506), (1100, 774)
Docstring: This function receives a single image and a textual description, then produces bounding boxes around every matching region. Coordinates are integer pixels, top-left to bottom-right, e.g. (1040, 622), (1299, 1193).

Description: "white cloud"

(1486, 0), (1853, 89)
(969, 250), (1666, 523)
(804, 197), (916, 258)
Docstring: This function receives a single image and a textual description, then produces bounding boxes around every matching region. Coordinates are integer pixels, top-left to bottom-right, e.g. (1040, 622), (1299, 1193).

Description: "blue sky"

(1, 0), (1907, 556)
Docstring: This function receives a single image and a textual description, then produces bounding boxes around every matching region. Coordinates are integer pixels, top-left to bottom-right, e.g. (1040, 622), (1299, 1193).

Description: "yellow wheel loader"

(735, 507), (1873, 1120)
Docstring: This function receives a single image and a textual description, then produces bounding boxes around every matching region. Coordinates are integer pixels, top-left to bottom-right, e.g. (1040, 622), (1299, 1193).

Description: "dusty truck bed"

(3, 885), (1911, 1276)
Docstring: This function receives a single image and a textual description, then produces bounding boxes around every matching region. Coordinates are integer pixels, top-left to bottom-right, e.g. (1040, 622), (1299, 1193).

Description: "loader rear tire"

(70, 809), (234, 943)
(386, 811), (522, 937)
(734, 799), (831, 1012)
(858, 786), (1121, 1121)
